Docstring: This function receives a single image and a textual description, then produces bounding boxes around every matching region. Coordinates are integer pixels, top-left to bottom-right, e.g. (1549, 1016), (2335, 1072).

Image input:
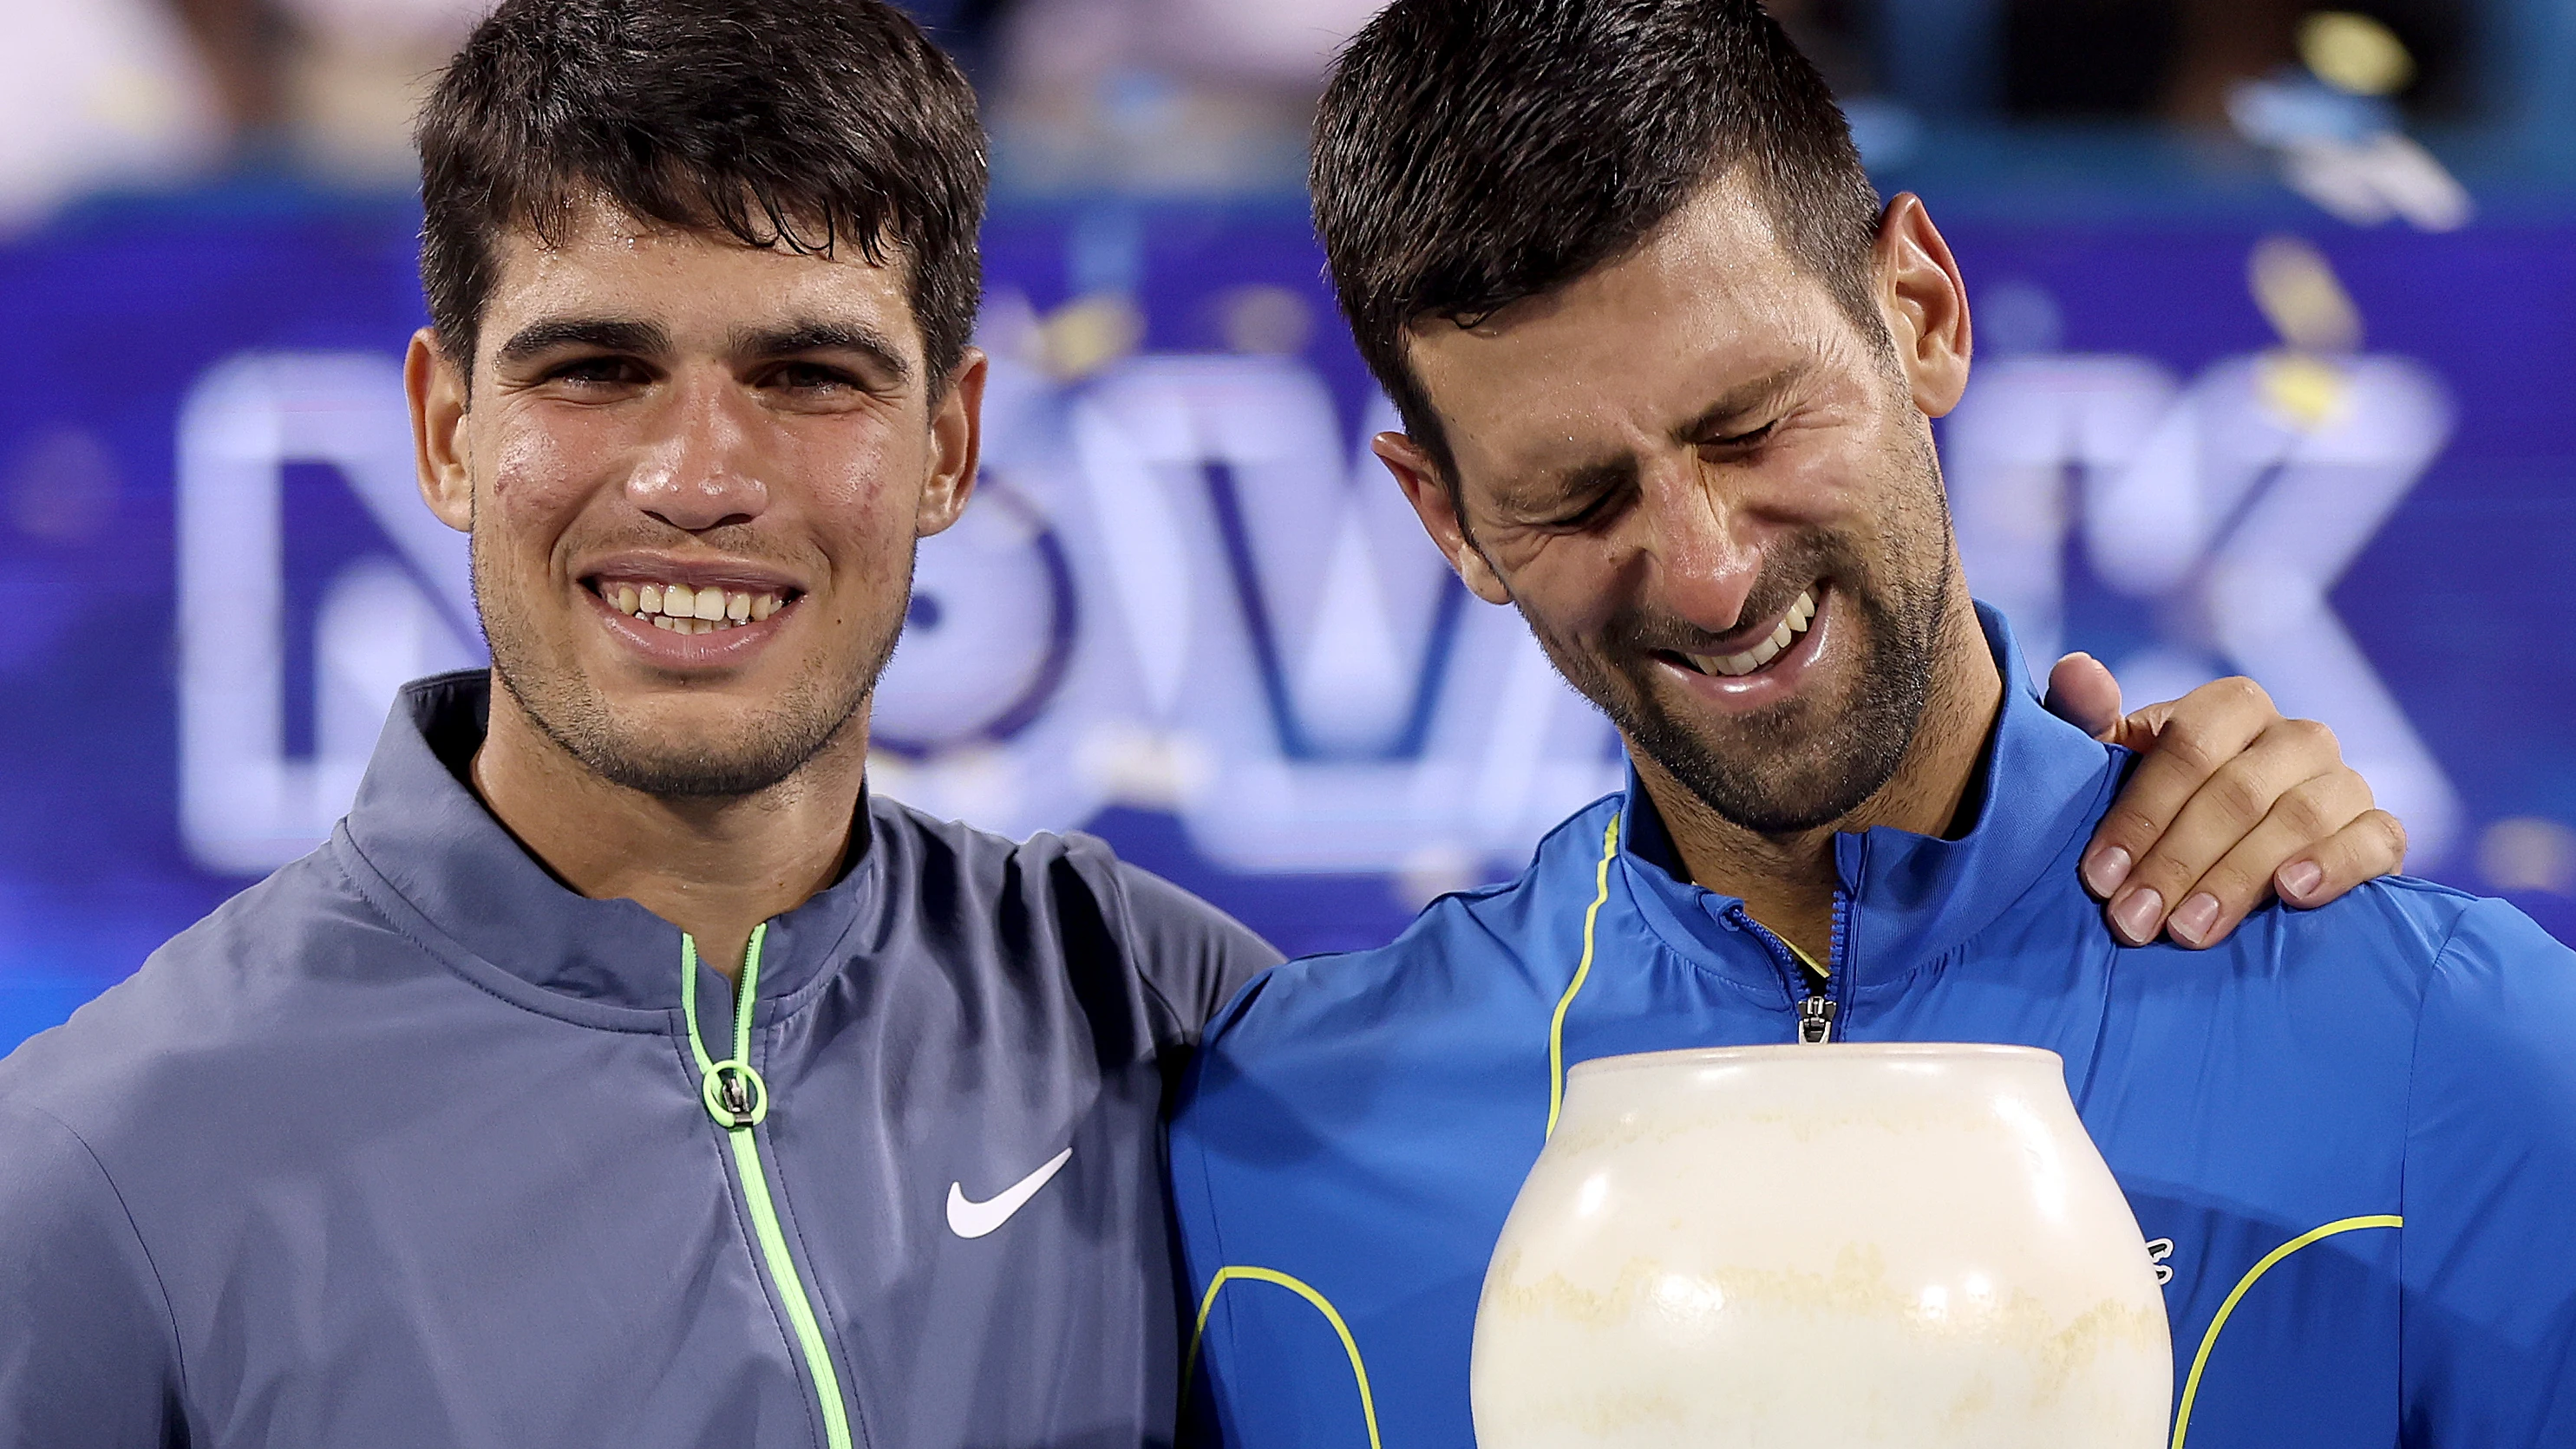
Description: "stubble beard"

(1522, 444), (1958, 838)
(478, 537), (910, 800)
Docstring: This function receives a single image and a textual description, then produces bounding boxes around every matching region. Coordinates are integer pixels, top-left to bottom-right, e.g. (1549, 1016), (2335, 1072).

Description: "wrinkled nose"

(626, 381), (768, 532)
(1636, 465), (1760, 637)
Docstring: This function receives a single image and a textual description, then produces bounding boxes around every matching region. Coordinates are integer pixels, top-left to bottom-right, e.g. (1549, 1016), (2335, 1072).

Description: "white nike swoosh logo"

(945, 1146), (1073, 1240)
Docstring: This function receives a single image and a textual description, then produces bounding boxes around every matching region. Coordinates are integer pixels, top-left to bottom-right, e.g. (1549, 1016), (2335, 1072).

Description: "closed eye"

(1702, 419), (1780, 451)
(1540, 481), (1631, 532)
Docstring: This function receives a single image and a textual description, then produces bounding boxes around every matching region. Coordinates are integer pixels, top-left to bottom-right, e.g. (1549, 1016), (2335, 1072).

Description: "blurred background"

(2, 0), (2572, 1051)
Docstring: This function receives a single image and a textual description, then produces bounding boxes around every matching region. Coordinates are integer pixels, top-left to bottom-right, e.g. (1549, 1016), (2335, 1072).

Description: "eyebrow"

(1533, 363), (1808, 505)
(493, 317), (672, 369)
(1539, 454), (1641, 510)
(1669, 363), (1807, 447)
(729, 320), (915, 388)
(488, 316), (917, 389)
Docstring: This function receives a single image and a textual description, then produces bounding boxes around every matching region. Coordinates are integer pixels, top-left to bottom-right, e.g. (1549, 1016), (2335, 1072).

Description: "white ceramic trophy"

(1472, 1043), (2170, 1448)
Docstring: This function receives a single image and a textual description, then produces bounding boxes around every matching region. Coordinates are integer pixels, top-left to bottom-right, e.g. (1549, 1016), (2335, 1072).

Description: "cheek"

(794, 425), (932, 578)
(797, 427), (914, 515)
(1506, 538), (1628, 645)
(1769, 426), (1886, 520)
(479, 415), (608, 538)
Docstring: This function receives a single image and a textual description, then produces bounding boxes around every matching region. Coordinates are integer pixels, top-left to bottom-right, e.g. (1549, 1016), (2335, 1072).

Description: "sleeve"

(0, 1102), (186, 1448)
(2396, 900), (2576, 1446)
(1169, 1032), (1246, 1449)
(1113, 861), (1285, 1044)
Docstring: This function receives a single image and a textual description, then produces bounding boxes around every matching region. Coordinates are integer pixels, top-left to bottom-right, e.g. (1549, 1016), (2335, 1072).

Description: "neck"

(1634, 585), (2004, 963)
(469, 680), (871, 982)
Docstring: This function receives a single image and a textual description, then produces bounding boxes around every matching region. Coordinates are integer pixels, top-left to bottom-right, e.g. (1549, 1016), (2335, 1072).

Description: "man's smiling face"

(1386, 177), (1967, 835)
(412, 198), (981, 799)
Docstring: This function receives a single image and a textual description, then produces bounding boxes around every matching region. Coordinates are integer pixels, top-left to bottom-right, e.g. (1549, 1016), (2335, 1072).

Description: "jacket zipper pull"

(1799, 995), (1837, 1045)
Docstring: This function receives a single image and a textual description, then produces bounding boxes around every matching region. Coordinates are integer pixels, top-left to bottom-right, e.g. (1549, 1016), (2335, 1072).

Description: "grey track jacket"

(0, 672), (1280, 1449)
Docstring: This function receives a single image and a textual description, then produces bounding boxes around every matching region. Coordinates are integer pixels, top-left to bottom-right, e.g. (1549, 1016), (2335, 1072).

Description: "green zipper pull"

(683, 931), (773, 1129)
(678, 925), (855, 1449)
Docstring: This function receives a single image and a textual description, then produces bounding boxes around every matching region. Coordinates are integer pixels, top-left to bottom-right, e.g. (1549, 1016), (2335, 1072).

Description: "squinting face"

(415, 199), (979, 798)
(1396, 179), (1965, 834)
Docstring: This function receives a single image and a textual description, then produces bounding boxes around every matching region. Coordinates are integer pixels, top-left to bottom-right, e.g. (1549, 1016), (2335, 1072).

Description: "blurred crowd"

(0, 0), (2496, 227)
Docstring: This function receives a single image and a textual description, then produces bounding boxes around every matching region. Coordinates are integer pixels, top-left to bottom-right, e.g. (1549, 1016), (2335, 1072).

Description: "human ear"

(1375, 432), (1511, 605)
(408, 328), (474, 532)
(916, 347), (986, 539)
(1871, 193), (1973, 419)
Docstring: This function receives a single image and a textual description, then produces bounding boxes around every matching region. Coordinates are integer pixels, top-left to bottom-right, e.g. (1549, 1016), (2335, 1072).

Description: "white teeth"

(1679, 589), (1820, 677)
(605, 579), (788, 634)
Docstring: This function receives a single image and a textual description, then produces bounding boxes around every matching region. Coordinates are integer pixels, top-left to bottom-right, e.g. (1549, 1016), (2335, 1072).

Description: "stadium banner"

(1, 194), (2569, 1051)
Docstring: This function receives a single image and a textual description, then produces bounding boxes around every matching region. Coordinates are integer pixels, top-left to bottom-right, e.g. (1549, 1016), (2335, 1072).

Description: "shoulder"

(2233, 877), (2576, 1084)
(2396, 890), (2576, 1084)
(2236, 874), (2561, 1001)
(865, 791), (1239, 944)
(1200, 793), (1628, 1070)
(0, 846), (385, 1139)
(0, 1095), (184, 1402)
(863, 793), (1278, 1035)
(2128, 871), (2498, 999)
(2279, 873), (2501, 959)
(865, 792), (1131, 924)
(0, 1098), (147, 1267)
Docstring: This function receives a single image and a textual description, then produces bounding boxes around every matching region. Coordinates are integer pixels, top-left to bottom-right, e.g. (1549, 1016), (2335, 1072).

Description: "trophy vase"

(1472, 1043), (2170, 1447)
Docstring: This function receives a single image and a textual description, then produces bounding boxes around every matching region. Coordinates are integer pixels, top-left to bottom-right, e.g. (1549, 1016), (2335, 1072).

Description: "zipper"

(681, 925), (855, 1449)
(1798, 993), (1837, 1045)
(1818, 887), (1854, 1044)
(1735, 897), (1848, 1046)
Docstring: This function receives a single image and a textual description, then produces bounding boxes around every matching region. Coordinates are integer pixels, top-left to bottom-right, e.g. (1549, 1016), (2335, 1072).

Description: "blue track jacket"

(1170, 609), (2576, 1448)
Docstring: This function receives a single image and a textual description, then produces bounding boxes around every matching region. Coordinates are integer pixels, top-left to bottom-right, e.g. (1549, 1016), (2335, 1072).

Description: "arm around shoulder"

(0, 1101), (186, 1448)
(2396, 900), (2576, 1446)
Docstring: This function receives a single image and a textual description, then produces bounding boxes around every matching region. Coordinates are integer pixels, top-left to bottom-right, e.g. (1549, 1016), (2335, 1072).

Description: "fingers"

(2043, 653), (2124, 741)
(2081, 676), (2273, 905)
(2132, 768), (2378, 949)
(2274, 808), (2408, 911)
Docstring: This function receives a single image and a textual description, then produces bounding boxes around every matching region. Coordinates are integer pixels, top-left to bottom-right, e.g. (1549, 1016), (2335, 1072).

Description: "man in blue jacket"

(0, 1), (2406, 1446)
(1171, 2), (2576, 1446)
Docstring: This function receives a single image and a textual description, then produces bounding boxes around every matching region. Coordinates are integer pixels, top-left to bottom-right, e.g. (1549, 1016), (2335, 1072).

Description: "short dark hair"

(1311, 0), (1886, 482)
(418, 0), (988, 390)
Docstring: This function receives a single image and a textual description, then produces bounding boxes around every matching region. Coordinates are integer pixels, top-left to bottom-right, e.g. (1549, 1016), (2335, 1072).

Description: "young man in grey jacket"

(0, 2), (2406, 1446)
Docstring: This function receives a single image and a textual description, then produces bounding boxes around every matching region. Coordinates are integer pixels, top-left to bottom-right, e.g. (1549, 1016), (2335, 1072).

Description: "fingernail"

(2279, 859), (2324, 903)
(2110, 888), (2163, 945)
(2169, 892), (2220, 947)
(2085, 845), (2133, 897)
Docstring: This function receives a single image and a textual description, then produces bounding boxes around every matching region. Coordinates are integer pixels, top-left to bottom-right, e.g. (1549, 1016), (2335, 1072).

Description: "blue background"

(2, 191), (2569, 1053)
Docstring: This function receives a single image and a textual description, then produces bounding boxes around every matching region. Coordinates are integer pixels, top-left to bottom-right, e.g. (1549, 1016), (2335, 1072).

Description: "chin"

(1631, 682), (1910, 834)
(506, 662), (870, 802)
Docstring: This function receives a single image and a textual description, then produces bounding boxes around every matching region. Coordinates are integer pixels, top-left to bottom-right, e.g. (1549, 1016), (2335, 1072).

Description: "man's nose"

(625, 376), (768, 532)
(1633, 464), (1760, 636)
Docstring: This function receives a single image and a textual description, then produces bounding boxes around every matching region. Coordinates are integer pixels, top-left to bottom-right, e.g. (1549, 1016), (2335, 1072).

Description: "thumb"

(2043, 652), (2124, 742)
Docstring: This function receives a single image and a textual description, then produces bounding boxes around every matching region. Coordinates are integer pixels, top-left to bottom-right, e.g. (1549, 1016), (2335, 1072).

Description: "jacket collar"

(1615, 604), (2123, 993)
(331, 671), (879, 1018)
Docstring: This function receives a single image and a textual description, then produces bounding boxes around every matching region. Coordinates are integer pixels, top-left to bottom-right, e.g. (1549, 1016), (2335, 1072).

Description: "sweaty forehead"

(1403, 179), (1847, 482)
(481, 200), (919, 356)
